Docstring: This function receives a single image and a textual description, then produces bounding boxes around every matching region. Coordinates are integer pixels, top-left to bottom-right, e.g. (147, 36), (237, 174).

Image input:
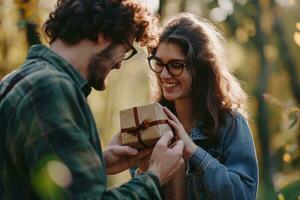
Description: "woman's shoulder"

(222, 110), (248, 128)
(219, 110), (251, 140)
(219, 111), (252, 143)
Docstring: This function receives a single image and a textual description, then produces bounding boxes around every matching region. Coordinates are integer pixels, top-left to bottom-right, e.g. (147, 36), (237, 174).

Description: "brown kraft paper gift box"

(120, 103), (172, 150)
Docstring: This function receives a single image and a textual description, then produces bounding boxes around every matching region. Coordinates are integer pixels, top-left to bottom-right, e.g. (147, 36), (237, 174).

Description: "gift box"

(120, 103), (172, 150)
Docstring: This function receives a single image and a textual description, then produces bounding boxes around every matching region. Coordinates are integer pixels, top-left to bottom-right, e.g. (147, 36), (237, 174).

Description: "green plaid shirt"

(0, 45), (162, 199)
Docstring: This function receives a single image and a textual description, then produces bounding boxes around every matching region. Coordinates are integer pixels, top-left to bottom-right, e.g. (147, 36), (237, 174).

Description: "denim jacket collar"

(190, 121), (209, 141)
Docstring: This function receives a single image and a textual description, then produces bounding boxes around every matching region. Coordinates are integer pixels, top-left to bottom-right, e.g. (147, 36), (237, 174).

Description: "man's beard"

(87, 43), (117, 90)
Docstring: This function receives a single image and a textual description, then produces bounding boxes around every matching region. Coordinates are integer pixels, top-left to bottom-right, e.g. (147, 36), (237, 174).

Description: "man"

(0, 0), (184, 199)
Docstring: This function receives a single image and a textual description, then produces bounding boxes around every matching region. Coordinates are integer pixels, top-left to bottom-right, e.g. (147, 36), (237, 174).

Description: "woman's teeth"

(163, 82), (177, 88)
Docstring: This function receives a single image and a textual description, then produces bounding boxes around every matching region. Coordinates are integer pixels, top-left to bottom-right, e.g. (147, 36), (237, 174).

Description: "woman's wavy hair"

(43, 0), (159, 47)
(150, 13), (248, 141)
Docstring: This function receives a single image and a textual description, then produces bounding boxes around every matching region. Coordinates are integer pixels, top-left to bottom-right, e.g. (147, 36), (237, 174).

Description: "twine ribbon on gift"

(121, 107), (168, 148)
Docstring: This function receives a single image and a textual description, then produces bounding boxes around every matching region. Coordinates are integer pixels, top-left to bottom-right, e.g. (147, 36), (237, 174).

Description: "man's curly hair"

(43, 0), (159, 47)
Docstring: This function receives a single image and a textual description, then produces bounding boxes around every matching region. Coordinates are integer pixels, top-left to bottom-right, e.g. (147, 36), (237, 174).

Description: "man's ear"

(97, 34), (112, 50)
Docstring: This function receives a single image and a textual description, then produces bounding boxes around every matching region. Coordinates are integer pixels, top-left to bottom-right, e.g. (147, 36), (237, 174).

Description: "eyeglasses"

(123, 40), (137, 60)
(147, 56), (186, 76)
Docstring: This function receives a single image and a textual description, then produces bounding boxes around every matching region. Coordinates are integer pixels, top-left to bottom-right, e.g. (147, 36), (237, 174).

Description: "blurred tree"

(202, 0), (300, 197)
(0, 0), (7, 77)
(179, 0), (186, 12)
(193, 0), (277, 197)
(270, 0), (300, 151)
(14, 0), (41, 47)
(158, 0), (165, 17)
(252, 0), (275, 196)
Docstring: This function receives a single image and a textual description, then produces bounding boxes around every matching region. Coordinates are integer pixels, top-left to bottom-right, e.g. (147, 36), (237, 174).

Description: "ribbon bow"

(121, 107), (168, 148)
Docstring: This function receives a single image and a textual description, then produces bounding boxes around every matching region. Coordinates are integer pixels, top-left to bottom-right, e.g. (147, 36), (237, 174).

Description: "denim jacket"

(186, 112), (258, 200)
(131, 112), (258, 200)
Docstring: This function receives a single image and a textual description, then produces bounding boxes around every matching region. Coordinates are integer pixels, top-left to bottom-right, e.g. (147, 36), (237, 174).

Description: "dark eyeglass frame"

(123, 39), (137, 60)
(147, 56), (186, 77)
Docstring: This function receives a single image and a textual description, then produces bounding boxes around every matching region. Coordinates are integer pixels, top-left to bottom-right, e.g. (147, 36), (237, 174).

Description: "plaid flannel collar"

(26, 44), (91, 97)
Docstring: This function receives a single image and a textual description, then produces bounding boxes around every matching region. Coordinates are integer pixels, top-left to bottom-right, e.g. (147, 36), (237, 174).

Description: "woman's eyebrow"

(154, 56), (185, 63)
(167, 59), (186, 63)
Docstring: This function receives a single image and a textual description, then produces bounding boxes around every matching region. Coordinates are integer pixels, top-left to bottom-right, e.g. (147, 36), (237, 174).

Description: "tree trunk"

(270, 0), (300, 145)
(16, 0), (41, 47)
(253, 0), (276, 197)
(179, 0), (187, 12)
(158, 0), (165, 17)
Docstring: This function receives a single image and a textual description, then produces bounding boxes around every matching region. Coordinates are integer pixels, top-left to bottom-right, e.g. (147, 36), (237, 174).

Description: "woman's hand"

(163, 107), (198, 159)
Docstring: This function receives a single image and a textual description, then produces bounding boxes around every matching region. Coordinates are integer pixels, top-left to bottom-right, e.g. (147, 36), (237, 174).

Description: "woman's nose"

(160, 66), (172, 79)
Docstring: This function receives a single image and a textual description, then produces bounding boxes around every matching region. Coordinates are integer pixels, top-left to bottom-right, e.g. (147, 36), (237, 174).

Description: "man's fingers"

(112, 145), (138, 156)
(137, 148), (153, 159)
(109, 131), (121, 145)
(127, 157), (138, 167)
(170, 140), (184, 152)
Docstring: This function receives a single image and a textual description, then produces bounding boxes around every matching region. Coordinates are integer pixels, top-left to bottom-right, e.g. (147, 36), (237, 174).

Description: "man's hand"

(103, 144), (137, 175)
(147, 131), (184, 185)
(103, 132), (152, 175)
(137, 154), (151, 173)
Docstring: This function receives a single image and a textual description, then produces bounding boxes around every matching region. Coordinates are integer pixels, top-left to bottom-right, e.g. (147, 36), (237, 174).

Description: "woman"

(139, 12), (258, 200)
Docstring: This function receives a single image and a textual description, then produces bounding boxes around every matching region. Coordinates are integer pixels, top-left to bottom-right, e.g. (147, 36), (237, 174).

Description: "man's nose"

(114, 62), (122, 69)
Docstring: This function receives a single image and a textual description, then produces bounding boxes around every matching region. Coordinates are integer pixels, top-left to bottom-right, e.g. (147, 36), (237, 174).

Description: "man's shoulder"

(0, 59), (75, 103)
(23, 59), (71, 84)
(22, 65), (76, 96)
(3, 59), (69, 83)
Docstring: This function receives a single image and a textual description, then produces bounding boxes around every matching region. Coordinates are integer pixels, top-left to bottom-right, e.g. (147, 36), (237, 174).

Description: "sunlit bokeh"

(236, 0), (248, 5)
(138, 0), (159, 13)
(296, 22), (300, 31)
(283, 152), (292, 163)
(218, 0), (234, 16)
(47, 160), (72, 188)
(276, 0), (295, 7)
(294, 32), (300, 47)
(278, 193), (286, 200)
(235, 27), (249, 43)
(31, 155), (69, 200)
(244, 18), (256, 37)
(209, 7), (227, 22)
(264, 44), (278, 61)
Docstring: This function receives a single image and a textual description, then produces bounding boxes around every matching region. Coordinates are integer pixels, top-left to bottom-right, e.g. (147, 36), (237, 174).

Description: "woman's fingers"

(168, 119), (188, 141)
(163, 107), (180, 124)
(168, 119), (183, 133)
(168, 119), (192, 146)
